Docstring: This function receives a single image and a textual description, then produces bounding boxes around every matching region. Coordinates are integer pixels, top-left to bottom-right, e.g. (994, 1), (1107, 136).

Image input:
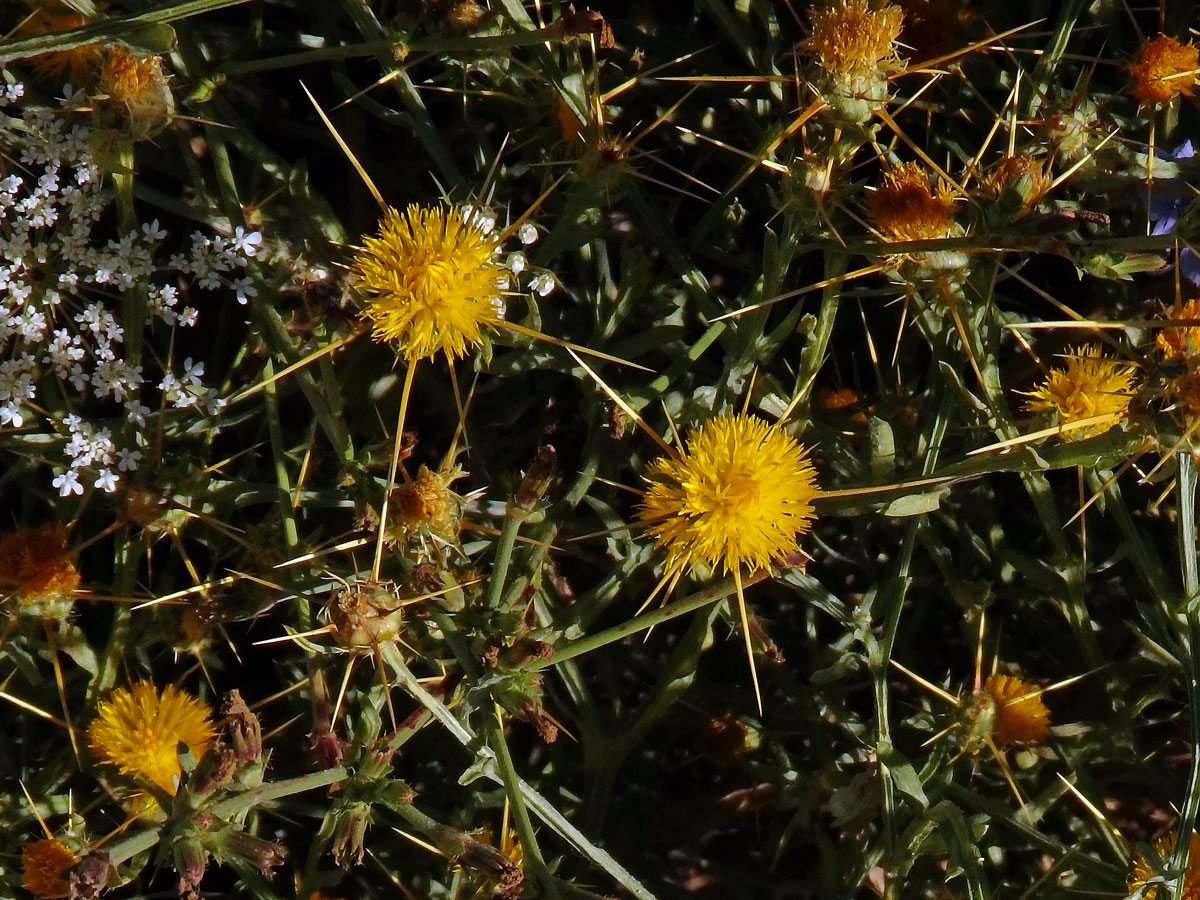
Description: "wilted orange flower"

(982, 674), (1050, 746)
(1127, 34), (1199, 106)
(389, 463), (463, 540)
(0, 523), (79, 615)
(1157, 298), (1200, 359)
(815, 386), (859, 410)
(88, 682), (216, 795)
(95, 46), (174, 139)
(1128, 831), (1200, 900)
(13, 3), (101, 87)
(869, 162), (956, 242)
(21, 838), (77, 899)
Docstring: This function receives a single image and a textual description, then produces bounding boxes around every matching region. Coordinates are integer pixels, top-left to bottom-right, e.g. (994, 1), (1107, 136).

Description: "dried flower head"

(869, 162), (956, 242)
(22, 838), (77, 899)
(638, 412), (820, 576)
(1126, 34), (1199, 106)
(13, 3), (101, 86)
(0, 523), (79, 617)
(351, 204), (509, 362)
(87, 682), (216, 795)
(979, 674), (1050, 746)
(1022, 345), (1139, 439)
(803, 0), (905, 83)
(94, 46), (174, 139)
(389, 463), (463, 539)
(1128, 831), (1200, 900)
(1157, 298), (1200, 359)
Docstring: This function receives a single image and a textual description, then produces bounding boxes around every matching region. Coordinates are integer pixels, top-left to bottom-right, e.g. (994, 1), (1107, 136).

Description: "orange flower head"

(87, 682), (216, 795)
(982, 674), (1050, 746)
(95, 45), (174, 139)
(869, 162), (956, 242)
(13, 3), (101, 87)
(1127, 34), (1199, 106)
(1157, 298), (1200, 359)
(1129, 831), (1200, 900)
(22, 838), (77, 899)
(0, 523), (79, 618)
(389, 463), (463, 540)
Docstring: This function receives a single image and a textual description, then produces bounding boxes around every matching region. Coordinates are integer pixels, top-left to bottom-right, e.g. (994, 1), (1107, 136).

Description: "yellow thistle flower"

(802, 0), (905, 85)
(638, 412), (820, 576)
(1022, 345), (1138, 440)
(1157, 298), (1200, 359)
(869, 162), (956, 242)
(87, 682), (216, 795)
(1126, 34), (1199, 106)
(13, 3), (101, 87)
(0, 523), (79, 618)
(1128, 831), (1200, 900)
(980, 674), (1050, 747)
(21, 838), (77, 899)
(351, 204), (509, 362)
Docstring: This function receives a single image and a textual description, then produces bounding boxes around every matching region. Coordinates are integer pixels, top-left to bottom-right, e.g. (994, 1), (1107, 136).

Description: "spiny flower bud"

(222, 690), (262, 765)
(172, 837), (208, 899)
(513, 445), (557, 511)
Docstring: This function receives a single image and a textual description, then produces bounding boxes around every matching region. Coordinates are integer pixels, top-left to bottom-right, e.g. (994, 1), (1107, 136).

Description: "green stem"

(485, 508), (529, 610)
(210, 767), (347, 819)
(485, 712), (560, 900)
(1171, 450), (1200, 897)
(530, 576), (742, 672)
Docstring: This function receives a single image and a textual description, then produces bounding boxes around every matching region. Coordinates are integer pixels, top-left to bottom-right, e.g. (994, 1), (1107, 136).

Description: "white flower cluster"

(459, 203), (557, 321)
(0, 83), (261, 496)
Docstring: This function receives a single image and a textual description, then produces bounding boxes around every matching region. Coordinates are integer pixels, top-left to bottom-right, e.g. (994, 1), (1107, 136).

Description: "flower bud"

(222, 690), (262, 765)
(513, 446), (556, 512)
(172, 837), (208, 898)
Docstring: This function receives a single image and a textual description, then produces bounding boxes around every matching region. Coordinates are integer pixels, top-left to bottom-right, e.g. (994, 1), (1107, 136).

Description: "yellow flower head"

(14, 3), (101, 87)
(0, 523), (79, 617)
(1157, 298), (1200, 359)
(1127, 34), (1199, 106)
(87, 682), (216, 795)
(1022, 345), (1138, 439)
(638, 412), (820, 576)
(21, 838), (77, 899)
(803, 0), (905, 82)
(869, 162), (956, 242)
(981, 674), (1050, 746)
(1129, 831), (1200, 900)
(351, 204), (509, 362)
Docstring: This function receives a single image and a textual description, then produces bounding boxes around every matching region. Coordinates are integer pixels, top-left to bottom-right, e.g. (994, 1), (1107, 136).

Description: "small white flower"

(231, 226), (262, 258)
(182, 357), (205, 385)
(117, 448), (142, 472)
(507, 252), (527, 275)
(53, 470), (84, 497)
(0, 401), (23, 428)
(94, 468), (118, 492)
(141, 219), (167, 241)
(230, 276), (257, 305)
(125, 399), (151, 428)
(530, 272), (556, 296)
(518, 222), (539, 245)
